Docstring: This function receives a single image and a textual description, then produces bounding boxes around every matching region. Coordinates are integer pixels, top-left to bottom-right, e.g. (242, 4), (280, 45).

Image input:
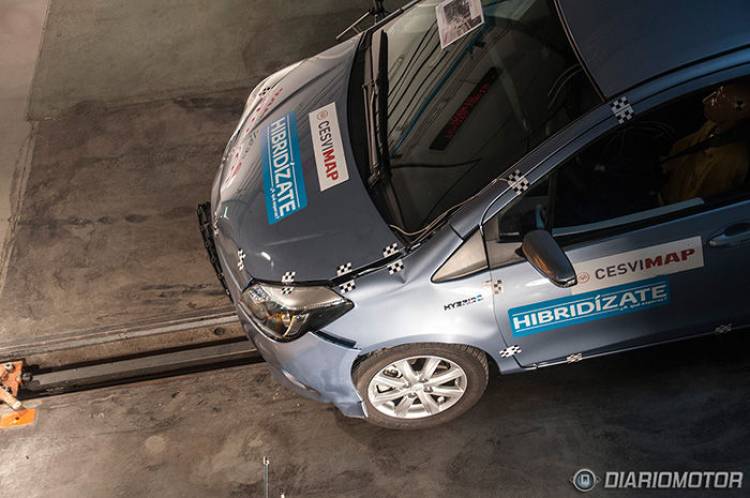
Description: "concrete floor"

(0, 88), (242, 345)
(28, 0), (393, 119)
(2, 332), (749, 497)
(0, 0), (407, 355)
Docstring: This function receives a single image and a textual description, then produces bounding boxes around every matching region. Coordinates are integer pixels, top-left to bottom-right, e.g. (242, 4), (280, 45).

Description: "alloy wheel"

(366, 355), (468, 419)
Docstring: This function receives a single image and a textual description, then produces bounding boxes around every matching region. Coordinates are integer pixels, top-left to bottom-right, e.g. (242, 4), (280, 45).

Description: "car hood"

(211, 35), (400, 286)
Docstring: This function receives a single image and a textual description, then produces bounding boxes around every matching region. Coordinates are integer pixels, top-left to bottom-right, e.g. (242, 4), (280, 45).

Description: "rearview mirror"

(521, 230), (577, 288)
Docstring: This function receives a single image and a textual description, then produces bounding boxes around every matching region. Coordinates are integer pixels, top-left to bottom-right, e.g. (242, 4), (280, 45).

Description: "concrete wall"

(29, 0), (405, 118)
(0, 0), (46, 275)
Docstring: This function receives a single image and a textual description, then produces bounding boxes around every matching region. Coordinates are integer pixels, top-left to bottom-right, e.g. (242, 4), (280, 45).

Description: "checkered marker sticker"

(237, 249), (246, 272)
(281, 271), (296, 284)
(383, 243), (399, 258)
(493, 280), (503, 295)
(611, 96), (634, 124)
(387, 259), (405, 275)
(281, 287), (294, 295)
(339, 280), (356, 294)
(714, 323), (732, 334)
(567, 353), (583, 363)
(499, 345), (522, 358)
(506, 169), (529, 194)
(336, 263), (352, 276)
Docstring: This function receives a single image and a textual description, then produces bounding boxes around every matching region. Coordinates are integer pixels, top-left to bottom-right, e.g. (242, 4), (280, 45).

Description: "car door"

(480, 73), (750, 367)
(485, 200), (750, 367)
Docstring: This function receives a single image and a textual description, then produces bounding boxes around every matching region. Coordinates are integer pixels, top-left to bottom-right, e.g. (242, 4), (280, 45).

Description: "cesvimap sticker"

(309, 102), (350, 191)
(572, 237), (703, 294)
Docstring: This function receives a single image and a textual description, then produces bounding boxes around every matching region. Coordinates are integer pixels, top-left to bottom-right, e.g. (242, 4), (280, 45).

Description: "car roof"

(557, 0), (750, 99)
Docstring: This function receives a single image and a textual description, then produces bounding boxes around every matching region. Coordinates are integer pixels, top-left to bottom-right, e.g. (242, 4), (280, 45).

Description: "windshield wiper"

(367, 30), (391, 188)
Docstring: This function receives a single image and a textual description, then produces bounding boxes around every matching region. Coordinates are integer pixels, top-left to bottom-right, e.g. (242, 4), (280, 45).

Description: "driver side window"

(488, 76), (750, 245)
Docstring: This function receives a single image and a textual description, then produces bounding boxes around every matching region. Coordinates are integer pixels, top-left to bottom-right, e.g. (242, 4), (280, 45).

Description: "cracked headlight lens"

(239, 283), (353, 342)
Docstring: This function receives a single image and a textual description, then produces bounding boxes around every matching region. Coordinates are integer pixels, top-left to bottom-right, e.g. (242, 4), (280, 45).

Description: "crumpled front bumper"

(196, 202), (233, 302)
(237, 310), (366, 418)
(197, 202), (365, 418)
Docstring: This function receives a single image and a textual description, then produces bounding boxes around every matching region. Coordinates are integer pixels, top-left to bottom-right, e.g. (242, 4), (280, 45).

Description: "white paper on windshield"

(436, 0), (485, 49)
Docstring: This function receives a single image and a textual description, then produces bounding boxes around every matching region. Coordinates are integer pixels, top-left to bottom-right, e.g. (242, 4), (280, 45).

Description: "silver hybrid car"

(199, 0), (750, 428)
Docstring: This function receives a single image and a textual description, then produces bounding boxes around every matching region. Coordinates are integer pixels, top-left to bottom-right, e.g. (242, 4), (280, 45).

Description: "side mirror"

(521, 230), (577, 288)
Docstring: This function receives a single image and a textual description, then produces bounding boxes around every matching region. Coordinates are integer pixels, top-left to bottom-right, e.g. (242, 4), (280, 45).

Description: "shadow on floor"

(2, 330), (749, 497)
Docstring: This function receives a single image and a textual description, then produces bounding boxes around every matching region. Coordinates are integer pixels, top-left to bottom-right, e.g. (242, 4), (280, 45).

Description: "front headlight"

(239, 283), (353, 342)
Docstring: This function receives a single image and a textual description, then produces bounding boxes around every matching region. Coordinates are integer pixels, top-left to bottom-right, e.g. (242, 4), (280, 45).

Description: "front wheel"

(353, 343), (489, 429)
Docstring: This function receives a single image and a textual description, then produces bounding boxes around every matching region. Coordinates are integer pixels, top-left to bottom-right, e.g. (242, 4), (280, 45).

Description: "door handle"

(709, 223), (750, 248)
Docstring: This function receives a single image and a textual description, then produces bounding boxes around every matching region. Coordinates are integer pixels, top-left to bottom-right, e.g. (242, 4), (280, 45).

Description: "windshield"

(368, 0), (599, 235)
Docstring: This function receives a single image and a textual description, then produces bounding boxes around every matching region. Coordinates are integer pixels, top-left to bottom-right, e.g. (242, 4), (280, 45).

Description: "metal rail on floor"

(16, 339), (263, 400)
(0, 308), (239, 359)
(0, 304), (269, 406)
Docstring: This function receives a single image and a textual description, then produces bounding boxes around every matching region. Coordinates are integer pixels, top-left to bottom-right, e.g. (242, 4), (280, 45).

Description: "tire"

(353, 343), (489, 430)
